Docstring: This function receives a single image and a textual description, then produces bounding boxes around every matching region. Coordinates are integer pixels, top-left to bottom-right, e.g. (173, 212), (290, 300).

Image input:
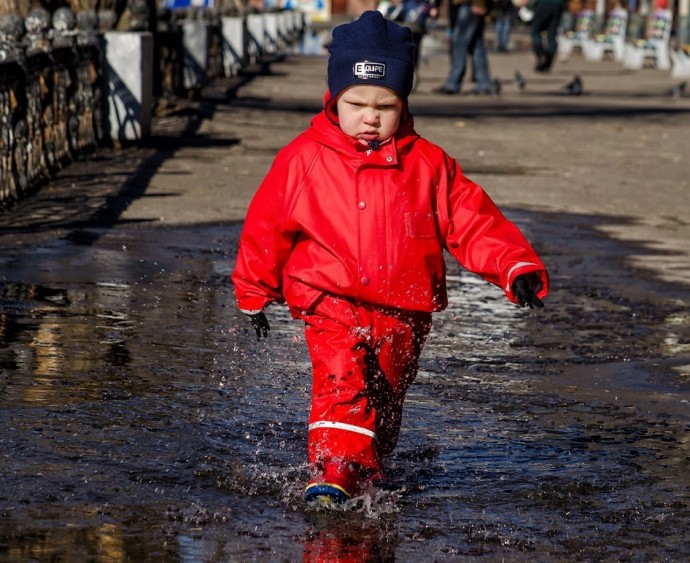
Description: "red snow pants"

(295, 295), (432, 475)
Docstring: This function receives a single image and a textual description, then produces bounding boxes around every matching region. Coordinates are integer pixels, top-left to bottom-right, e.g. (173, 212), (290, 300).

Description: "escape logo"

(353, 61), (386, 80)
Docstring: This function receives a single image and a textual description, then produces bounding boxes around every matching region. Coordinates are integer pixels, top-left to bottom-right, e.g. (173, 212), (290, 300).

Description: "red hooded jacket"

(232, 105), (548, 315)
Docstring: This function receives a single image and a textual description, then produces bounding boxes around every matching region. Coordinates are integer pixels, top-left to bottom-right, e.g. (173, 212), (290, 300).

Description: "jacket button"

(386, 156), (393, 162)
(360, 276), (370, 285)
(358, 201), (366, 210)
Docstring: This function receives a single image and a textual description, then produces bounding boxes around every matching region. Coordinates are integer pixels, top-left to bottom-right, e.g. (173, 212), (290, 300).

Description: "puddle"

(0, 210), (688, 560)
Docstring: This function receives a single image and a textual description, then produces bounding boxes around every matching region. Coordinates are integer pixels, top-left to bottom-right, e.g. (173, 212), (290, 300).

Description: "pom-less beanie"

(327, 10), (416, 101)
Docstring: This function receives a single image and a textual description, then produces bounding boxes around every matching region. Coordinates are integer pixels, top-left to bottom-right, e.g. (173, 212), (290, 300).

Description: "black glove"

(248, 312), (270, 339)
(513, 275), (544, 309)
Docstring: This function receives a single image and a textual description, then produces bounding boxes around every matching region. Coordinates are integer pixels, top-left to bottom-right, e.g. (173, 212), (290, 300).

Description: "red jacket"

(233, 108), (548, 314)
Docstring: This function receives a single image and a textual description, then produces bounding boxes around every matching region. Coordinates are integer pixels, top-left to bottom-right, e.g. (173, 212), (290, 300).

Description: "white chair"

(558, 9), (595, 62)
(582, 8), (629, 62)
(622, 9), (673, 70)
(670, 48), (690, 78)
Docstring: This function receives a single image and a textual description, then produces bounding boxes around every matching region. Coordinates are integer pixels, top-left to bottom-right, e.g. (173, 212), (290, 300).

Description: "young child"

(232, 11), (548, 506)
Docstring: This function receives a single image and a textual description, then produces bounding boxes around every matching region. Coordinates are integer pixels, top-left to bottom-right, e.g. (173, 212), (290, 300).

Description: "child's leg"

(299, 295), (431, 489)
(301, 296), (379, 477)
(367, 306), (431, 456)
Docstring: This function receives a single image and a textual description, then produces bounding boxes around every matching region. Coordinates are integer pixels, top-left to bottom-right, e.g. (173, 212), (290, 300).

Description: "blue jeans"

(495, 14), (514, 51)
(444, 4), (491, 93)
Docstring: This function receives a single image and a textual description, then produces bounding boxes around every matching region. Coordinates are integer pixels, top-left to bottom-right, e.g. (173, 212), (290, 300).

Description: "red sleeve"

(231, 149), (300, 312)
(441, 157), (549, 304)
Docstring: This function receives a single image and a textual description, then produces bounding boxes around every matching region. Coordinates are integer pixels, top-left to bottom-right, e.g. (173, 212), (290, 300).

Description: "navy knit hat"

(327, 11), (416, 101)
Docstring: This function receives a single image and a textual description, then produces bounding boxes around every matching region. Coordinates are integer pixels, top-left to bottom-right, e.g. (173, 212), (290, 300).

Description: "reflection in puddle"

(0, 280), (136, 406)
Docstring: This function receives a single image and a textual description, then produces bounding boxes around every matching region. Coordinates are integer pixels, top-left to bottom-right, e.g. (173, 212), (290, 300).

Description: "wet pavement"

(1, 30), (689, 561)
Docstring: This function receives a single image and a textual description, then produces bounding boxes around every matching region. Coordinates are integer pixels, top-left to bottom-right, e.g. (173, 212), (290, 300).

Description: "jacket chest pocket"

(404, 211), (438, 239)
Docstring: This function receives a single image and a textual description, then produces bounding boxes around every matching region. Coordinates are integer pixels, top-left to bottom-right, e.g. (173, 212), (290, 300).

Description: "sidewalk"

(2, 33), (689, 284)
(124, 35), (690, 285)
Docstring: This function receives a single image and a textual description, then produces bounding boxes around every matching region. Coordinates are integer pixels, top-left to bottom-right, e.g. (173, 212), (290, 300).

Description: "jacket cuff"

(235, 293), (272, 314)
(239, 308), (263, 315)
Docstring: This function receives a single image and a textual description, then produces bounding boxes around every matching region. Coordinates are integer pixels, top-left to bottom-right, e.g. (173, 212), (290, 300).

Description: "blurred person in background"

(494, 0), (518, 52)
(435, 0), (496, 95)
(529, 0), (567, 71)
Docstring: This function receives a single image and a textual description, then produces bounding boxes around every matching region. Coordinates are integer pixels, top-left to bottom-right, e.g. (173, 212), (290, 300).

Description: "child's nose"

(363, 108), (380, 124)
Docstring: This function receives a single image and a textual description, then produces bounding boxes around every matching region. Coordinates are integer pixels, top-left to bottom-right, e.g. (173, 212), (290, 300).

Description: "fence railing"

(0, 4), (307, 207)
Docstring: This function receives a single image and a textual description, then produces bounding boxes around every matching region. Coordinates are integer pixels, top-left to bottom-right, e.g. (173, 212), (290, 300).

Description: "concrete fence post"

(102, 31), (154, 142)
(181, 19), (210, 92)
(264, 12), (279, 53)
(246, 13), (265, 61)
(221, 15), (246, 77)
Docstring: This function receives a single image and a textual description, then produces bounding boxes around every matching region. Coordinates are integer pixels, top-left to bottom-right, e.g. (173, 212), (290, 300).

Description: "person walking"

(494, 0), (517, 52)
(530, 0), (567, 71)
(435, 0), (496, 95)
(232, 11), (548, 507)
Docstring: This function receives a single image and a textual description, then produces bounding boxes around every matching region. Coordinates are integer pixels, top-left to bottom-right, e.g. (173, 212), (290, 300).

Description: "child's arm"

(441, 160), (549, 306)
(232, 150), (300, 330)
